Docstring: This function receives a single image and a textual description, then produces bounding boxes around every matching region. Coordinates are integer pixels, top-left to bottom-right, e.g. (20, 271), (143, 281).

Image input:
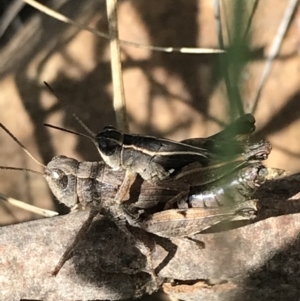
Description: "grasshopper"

(94, 114), (260, 204)
(95, 114), (257, 182)
(46, 158), (273, 278)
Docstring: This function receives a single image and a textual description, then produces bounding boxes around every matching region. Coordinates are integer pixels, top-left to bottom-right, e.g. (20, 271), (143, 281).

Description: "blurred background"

(0, 0), (299, 227)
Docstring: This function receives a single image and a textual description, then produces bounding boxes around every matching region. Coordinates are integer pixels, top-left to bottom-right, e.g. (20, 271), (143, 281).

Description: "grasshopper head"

(45, 155), (78, 209)
(95, 126), (123, 170)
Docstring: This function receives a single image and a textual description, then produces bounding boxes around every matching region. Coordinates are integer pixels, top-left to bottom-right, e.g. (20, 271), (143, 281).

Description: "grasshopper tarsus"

(184, 237), (205, 249)
(49, 266), (61, 277)
(134, 239), (159, 289)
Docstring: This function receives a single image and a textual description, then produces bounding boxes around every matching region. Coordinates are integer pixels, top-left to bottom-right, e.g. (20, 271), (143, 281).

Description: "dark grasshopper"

(96, 114), (257, 182)
(94, 114), (258, 203)
(43, 82), (257, 187)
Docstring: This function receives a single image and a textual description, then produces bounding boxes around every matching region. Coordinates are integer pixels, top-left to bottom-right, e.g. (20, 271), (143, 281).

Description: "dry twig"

(105, 0), (128, 132)
(22, 0), (224, 54)
(0, 193), (58, 217)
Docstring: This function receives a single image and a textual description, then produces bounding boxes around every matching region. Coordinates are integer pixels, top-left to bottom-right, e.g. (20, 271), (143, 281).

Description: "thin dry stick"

(214, 0), (225, 49)
(105, 0), (128, 132)
(0, 193), (58, 217)
(22, 0), (224, 54)
(250, 0), (299, 114)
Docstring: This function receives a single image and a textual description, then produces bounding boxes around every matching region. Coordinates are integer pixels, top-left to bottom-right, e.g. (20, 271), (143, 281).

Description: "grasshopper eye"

(96, 126), (123, 156)
(97, 137), (119, 156)
(50, 169), (68, 189)
(258, 166), (268, 178)
(255, 166), (268, 186)
(98, 126), (122, 141)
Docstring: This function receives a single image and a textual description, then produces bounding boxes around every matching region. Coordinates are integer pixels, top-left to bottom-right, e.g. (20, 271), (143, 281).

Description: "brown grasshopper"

(43, 157), (278, 278)
(0, 123), (280, 284)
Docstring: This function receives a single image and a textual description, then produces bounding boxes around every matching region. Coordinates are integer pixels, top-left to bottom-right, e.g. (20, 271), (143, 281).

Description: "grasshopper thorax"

(45, 155), (79, 209)
(95, 126), (123, 170)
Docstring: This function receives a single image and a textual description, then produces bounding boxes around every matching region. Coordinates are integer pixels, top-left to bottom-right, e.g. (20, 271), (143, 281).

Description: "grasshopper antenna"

(0, 166), (44, 175)
(43, 81), (96, 137)
(44, 123), (98, 149)
(0, 123), (47, 169)
(69, 113), (95, 137)
(0, 124), (58, 217)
